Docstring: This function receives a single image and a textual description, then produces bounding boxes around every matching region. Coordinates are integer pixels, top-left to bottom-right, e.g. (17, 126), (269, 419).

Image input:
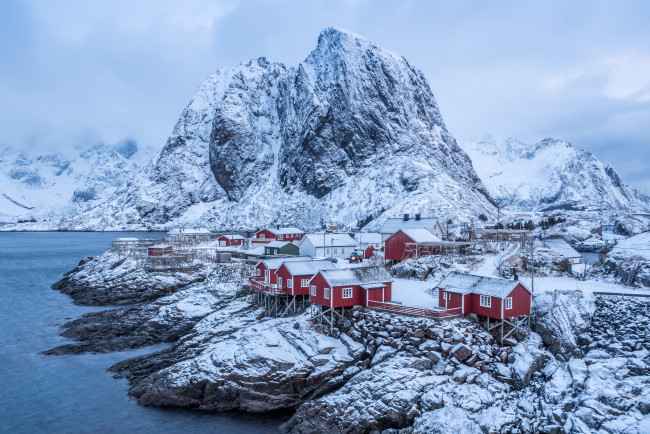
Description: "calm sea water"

(0, 232), (283, 434)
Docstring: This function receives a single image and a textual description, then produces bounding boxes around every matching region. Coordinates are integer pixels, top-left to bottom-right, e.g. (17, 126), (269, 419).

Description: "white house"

(379, 215), (445, 241)
(299, 233), (358, 258)
(543, 237), (582, 264)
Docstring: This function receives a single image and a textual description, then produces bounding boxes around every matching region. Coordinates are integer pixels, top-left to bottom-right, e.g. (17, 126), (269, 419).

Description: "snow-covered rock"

(604, 231), (650, 286)
(32, 27), (495, 231)
(460, 136), (650, 213)
(0, 141), (153, 220)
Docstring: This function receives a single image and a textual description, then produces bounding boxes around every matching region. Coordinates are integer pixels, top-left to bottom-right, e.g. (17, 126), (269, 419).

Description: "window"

(301, 279), (309, 287)
(260, 233), (265, 239)
(334, 248), (338, 255)
(443, 291), (447, 300)
(287, 279), (293, 288)
(278, 277), (282, 287)
(326, 248), (330, 255)
(311, 285), (316, 296)
(324, 288), (330, 299)
(480, 295), (491, 308)
(341, 249), (345, 255)
(278, 235), (283, 240)
(256, 268), (261, 276)
(265, 269), (269, 282)
(505, 297), (512, 310)
(342, 287), (353, 298)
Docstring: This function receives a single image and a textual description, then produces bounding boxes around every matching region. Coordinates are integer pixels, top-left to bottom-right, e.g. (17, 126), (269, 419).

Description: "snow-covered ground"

(524, 276), (650, 297)
(391, 278), (439, 309)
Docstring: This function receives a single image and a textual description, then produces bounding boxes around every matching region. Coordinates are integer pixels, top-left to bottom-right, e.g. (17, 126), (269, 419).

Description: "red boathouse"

(384, 229), (440, 261)
(276, 260), (337, 296)
(309, 266), (392, 309)
(217, 234), (245, 247)
(148, 244), (173, 256)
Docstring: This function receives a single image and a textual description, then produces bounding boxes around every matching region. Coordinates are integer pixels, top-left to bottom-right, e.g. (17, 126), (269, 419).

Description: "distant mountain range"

(459, 136), (649, 213)
(0, 140), (153, 221)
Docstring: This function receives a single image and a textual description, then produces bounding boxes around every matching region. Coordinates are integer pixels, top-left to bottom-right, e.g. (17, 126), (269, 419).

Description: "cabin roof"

(543, 237), (581, 259)
(282, 260), (338, 276)
(265, 240), (294, 248)
(115, 237), (139, 242)
(353, 232), (383, 244)
(302, 233), (357, 248)
(219, 234), (244, 240)
(258, 256), (310, 270)
(318, 266), (391, 287)
(399, 228), (440, 243)
(263, 227), (305, 235)
(379, 218), (439, 234)
(150, 244), (172, 249)
(436, 272), (529, 299)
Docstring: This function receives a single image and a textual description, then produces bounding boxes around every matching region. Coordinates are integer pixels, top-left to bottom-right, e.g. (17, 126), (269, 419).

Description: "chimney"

(512, 268), (518, 281)
(415, 213), (421, 221)
(403, 213), (409, 221)
(277, 224), (280, 230)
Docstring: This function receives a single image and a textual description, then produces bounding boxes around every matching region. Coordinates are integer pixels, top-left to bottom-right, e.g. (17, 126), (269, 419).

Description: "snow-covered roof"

(114, 237), (139, 242)
(317, 266), (391, 287)
(398, 228), (440, 243)
(150, 244), (172, 249)
(353, 232), (383, 244)
(435, 272), (529, 299)
(219, 234), (244, 240)
(608, 232), (650, 261)
(263, 227), (305, 235)
(246, 246), (266, 257)
(282, 260), (338, 276)
(543, 237), (581, 259)
(379, 218), (440, 234)
(302, 233), (357, 248)
(259, 256), (311, 270)
(265, 241), (294, 248)
(167, 228), (212, 235)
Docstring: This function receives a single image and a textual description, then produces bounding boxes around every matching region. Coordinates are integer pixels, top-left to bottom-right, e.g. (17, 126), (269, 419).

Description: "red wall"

(310, 273), (392, 308)
(438, 290), (464, 310)
(363, 245), (375, 258)
(218, 236), (243, 246)
(256, 229), (277, 240)
(256, 262), (281, 284)
(469, 293), (503, 319)
(148, 246), (172, 256)
(384, 231), (415, 261)
(503, 283), (532, 318)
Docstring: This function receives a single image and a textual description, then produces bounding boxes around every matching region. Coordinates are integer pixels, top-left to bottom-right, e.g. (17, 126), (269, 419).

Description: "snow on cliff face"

(0, 140), (153, 220)
(460, 136), (649, 213)
(52, 28), (495, 231)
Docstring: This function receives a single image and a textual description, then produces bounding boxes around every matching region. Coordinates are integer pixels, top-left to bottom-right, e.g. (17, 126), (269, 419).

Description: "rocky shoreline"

(48, 252), (650, 432)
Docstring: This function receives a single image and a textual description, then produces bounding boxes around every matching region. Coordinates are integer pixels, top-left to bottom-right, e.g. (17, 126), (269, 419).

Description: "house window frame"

(278, 277), (282, 288)
(342, 287), (353, 299)
(256, 268), (261, 276)
(325, 248), (330, 255)
(260, 233), (265, 239)
(278, 234), (283, 240)
(324, 288), (330, 299)
(310, 285), (316, 296)
(505, 297), (512, 310)
(287, 279), (293, 288)
(333, 248), (338, 255)
(301, 279), (309, 287)
(480, 295), (491, 308)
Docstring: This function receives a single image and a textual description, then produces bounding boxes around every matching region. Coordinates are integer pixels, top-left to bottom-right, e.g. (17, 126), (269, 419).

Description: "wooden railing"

(248, 277), (285, 295)
(367, 300), (462, 319)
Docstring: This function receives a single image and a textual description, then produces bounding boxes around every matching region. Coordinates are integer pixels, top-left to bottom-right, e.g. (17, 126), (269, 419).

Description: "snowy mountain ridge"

(459, 136), (650, 213)
(26, 27), (496, 231)
(0, 140), (154, 221)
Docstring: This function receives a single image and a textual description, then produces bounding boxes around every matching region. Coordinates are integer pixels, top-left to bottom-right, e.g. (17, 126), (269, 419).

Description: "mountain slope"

(34, 28), (496, 231)
(460, 136), (650, 212)
(0, 141), (153, 220)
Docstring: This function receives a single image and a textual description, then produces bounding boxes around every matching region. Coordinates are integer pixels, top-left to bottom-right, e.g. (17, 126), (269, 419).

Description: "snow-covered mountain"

(0, 140), (153, 221)
(460, 136), (650, 213)
(41, 28), (495, 231)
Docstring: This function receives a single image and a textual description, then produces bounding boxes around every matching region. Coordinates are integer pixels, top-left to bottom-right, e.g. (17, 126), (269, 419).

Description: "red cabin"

(217, 235), (245, 247)
(384, 229), (440, 261)
(360, 244), (376, 259)
(435, 272), (532, 320)
(309, 266), (392, 309)
(254, 227), (305, 244)
(249, 257), (309, 294)
(276, 260), (337, 296)
(148, 244), (173, 256)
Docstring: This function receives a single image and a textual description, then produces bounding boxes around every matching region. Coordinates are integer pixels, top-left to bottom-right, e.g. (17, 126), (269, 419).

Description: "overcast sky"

(2, 0), (649, 193)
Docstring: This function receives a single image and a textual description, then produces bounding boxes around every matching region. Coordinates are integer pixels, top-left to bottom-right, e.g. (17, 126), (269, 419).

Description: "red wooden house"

(435, 272), (531, 320)
(276, 260), (337, 296)
(148, 244), (173, 256)
(309, 266), (392, 309)
(217, 234), (245, 247)
(384, 228), (440, 261)
(360, 244), (376, 259)
(249, 256), (310, 294)
(253, 227), (305, 244)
